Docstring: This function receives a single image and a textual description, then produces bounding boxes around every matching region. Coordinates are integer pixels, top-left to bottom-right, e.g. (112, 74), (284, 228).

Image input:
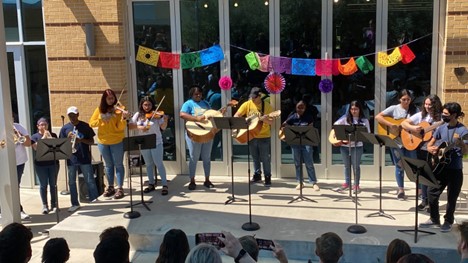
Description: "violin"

(145, 110), (165, 120)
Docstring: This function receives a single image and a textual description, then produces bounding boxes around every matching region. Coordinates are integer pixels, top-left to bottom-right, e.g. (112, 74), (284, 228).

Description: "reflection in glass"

(7, 52), (19, 115)
(230, 0), (269, 162)
(21, 0), (44, 41)
(3, 1), (20, 41)
(133, 1), (176, 161)
(332, 0), (375, 165)
(25, 46), (50, 129)
(280, 0), (322, 165)
(181, 0), (222, 161)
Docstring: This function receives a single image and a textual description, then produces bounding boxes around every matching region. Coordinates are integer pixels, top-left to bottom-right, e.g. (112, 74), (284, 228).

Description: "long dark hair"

(99, 89), (118, 114)
(138, 96), (156, 117)
(421, 94), (442, 121)
(386, 238), (411, 263)
(346, 100), (366, 125)
(156, 229), (189, 263)
(42, 238), (70, 263)
(398, 89), (418, 116)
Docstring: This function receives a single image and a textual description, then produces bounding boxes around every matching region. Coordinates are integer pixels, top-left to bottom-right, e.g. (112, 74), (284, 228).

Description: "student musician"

(401, 94), (442, 211)
(375, 89), (418, 200)
(420, 102), (468, 232)
(130, 96), (169, 195)
(180, 85), (216, 191)
(334, 100), (371, 193)
(233, 87), (274, 187)
(281, 100), (319, 191)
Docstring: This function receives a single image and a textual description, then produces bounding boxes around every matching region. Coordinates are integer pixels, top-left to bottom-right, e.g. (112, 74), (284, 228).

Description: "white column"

(0, 3), (21, 224)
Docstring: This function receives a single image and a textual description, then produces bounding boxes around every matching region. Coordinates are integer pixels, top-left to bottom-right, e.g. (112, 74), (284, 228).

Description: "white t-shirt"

(131, 112), (164, 145)
(14, 123), (29, 165)
(409, 112), (433, 125)
(333, 116), (371, 147)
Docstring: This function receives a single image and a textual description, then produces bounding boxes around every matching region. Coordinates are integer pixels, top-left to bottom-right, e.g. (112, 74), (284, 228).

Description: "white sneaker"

(20, 211), (31, 220)
(42, 206), (49, 215)
(312, 184), (320, 191)
(91, 198), (99, 203)
(68, 205), (81, 212)
(295, 184), (303, 190)
(50, 207), (58, 213)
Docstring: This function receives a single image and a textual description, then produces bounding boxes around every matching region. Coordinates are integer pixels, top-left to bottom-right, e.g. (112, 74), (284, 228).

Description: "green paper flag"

(245, 52), (260, 70)
(181, 52), (202, 69)
(355, 56), (374, 74)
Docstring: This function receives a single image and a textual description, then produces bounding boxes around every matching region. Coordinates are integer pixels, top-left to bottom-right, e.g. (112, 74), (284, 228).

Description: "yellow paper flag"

(136, 46), (160, 67)
(378, 47), (402, 67)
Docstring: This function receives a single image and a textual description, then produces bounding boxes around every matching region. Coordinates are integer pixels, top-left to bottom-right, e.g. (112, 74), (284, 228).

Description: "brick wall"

(444, 0), (468, 122)
(43, 0), (128, 126)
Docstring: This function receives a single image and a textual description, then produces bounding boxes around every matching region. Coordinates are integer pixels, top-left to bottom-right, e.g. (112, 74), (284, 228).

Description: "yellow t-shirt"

(89, 107), (126, 145)
(236, 99), (272, 138)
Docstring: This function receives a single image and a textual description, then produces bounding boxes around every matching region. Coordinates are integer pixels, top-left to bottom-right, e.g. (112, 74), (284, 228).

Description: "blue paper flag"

(200, 44), (225, 66)
(291, 58), (316, 76)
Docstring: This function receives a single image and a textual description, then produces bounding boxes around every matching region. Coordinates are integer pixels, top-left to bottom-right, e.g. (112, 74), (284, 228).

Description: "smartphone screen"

(195, 233), (225, 249)
(256, 238), (274, 250)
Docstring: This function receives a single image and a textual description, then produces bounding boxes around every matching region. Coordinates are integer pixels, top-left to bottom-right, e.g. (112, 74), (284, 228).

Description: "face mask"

(442, 115), (451, 123)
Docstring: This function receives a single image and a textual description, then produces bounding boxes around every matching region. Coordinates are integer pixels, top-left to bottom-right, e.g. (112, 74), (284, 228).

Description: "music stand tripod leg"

(226, 155), (246, 205)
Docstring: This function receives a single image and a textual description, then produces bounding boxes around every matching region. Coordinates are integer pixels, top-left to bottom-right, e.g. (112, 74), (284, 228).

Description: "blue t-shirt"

(59, 121), (96, 166)
(31, 132), (59, 166)
(180, 99), (211, 116)
(432, 122), (468, 170)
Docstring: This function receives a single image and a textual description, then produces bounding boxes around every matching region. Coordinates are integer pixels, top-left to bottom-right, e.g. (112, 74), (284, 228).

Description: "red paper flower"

(264, 72), (286, 94)
(218, 76), (233, 91)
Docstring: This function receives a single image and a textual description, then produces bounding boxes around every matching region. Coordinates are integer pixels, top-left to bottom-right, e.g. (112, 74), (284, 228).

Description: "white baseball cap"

(67, 106), (79, 115)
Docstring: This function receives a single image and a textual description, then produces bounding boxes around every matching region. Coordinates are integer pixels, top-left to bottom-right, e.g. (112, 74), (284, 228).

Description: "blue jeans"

(35, 164), (59, 207)
(98, 142), (125, 187)
(390, 147), (417, 188)
(185, 133), (213, 179)
(141, 143), (167, 185)
(68, 164), (99, 205)
(340, 146), (363, 186)
(292, 145), (317, 183)
(249, 138), (271, 177)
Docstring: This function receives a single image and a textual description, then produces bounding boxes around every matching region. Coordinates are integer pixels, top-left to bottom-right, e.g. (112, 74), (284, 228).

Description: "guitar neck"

(424, 121), (443, 133)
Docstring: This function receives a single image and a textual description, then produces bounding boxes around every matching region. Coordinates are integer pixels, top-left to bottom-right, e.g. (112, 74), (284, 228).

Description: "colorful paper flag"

(136, 46), (160, 67)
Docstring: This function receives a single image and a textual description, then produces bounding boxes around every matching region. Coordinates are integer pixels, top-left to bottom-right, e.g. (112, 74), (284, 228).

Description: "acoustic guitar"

(428, 141), (457, 175)
(328, 129), (348, 147)
(377, 116), (405, 139)
(186, 101), (238, 143)
(233, 110), (281, 144)
(401, 121), (443, 151)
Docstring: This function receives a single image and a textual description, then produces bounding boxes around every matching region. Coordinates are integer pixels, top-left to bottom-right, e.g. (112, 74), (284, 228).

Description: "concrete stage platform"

(14, 174), (468, 262)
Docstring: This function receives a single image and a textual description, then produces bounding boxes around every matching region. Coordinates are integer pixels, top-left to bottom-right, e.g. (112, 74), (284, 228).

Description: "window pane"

(280, 0), (322, 165)
(230, 0), (269, 162)
(133, 1), (176, 161)
(180, 0), (222, 161)
(3, 0), (19, 41)
(21, 0), (44, 41)
(25, 46), (50, 128)
(7, 52), (19, 114)
(332, 0), (375, 165)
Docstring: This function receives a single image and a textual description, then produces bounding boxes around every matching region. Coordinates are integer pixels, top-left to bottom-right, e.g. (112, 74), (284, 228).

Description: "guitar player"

(420, 102), (468, 232)
(234, 87), (274, 186)
(375, 89), (418, 201)
(401, 94), (443, 211)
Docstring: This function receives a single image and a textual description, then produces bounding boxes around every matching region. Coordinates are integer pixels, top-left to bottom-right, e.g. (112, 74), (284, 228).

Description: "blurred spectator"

(315, 232), (343, 263)
(93, 237), (130, 263)
(42, 237), (70, 263)
(396, 253), (434, 263)
(457, 221), (468, 263)
(99, 226), (129, 241)
(239, 235), (259, 261)
(0, 222), (33, 263)
(386, 239), (411, 263)
(184, 243), (222, 263)
(156, 229), (190, 263)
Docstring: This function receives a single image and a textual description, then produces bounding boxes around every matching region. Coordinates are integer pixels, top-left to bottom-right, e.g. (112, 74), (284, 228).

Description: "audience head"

(99, 226), (129, 241)
(156, 229), (190, 263)
(42, 238), (70, 263)
(457, 221), (468, 257)
(238, 235), (259, 261)
(315, 232), (343, 263)
(386, 238), (411, 263)
(184, 243), (222, 263)
(396, 253), (434, 263)
(0, 222), (33, 263)
(93, 237), (130, 263)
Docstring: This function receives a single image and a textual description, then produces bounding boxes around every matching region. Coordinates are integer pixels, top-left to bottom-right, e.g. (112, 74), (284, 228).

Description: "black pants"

(428, 168), (463, 224)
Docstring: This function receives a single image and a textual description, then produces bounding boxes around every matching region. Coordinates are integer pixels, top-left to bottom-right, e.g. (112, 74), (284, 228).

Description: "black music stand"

(361, 132), (398, 220)
(283, 126), (319, 204)
(36, 138), (72, 226)
(123, 134), (156, 218)
(212, 117), (247, 205)
(333, 124), (368, 234)
(398, 157), (439, 243)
